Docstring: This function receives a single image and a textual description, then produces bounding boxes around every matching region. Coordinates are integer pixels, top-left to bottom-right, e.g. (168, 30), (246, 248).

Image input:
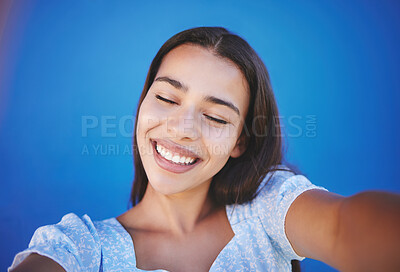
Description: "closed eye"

(204, 115), (228, 124)
(155, 94), (227, 125)
(155, 95), (177, 105)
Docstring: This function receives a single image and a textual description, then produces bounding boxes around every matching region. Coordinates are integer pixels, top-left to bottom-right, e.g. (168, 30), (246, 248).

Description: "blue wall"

(1, 0), (399, 271)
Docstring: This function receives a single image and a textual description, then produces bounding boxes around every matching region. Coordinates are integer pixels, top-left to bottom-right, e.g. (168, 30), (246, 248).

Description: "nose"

(166, 105), (200, 140)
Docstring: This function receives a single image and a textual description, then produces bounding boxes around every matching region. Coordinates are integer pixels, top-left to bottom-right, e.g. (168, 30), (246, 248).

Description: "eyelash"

(155, 95), (228, 125)
(205, 115), (227, 124)
(155, 94), (177, 104)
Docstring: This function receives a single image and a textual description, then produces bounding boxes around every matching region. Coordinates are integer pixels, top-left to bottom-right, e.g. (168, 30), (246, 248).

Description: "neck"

(136, 179), (216, 235)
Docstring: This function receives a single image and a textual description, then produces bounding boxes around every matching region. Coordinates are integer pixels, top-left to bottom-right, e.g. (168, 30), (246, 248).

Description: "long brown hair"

(129, 26), (301, 272)
(130, 26), (297, 206)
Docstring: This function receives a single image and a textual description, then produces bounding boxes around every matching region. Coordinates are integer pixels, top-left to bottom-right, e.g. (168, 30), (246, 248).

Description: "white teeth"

(156, 144), (162, 154)
(155, 143), (197, 165)
(172, 155), (180, 163)
(185, 157), (193, 164)
(165, 152), (173, 161)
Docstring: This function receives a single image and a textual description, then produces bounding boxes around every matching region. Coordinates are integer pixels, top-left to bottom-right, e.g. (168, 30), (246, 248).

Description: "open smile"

(151, 139), (202, 174)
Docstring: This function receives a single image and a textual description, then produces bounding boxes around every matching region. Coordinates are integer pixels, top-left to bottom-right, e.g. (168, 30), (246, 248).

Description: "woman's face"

(136, 44), (249, 196)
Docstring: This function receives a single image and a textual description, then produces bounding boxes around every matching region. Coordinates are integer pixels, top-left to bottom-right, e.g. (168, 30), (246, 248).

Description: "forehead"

(156, 44), (250, 117)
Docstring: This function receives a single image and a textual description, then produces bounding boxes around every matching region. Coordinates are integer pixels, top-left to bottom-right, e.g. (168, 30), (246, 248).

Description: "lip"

(152, 138), (202, 159)
(151, 139), (202, 174)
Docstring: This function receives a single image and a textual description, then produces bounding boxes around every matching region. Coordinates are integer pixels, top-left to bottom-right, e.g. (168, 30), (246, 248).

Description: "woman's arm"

(10, 253), (66, 272)
(286, 189), (400, 271)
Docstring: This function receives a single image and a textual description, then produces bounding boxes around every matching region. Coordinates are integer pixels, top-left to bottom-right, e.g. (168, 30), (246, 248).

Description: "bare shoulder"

(116, 205), (144, 230)
(285, 189), (345, 263)
(10, 253), (66, 272)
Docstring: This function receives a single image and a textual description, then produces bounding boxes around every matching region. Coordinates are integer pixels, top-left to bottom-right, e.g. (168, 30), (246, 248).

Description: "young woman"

(9, 27), (400, 272)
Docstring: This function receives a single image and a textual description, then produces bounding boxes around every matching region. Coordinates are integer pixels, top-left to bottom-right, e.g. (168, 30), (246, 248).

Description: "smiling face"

(136, 44), (250, 197)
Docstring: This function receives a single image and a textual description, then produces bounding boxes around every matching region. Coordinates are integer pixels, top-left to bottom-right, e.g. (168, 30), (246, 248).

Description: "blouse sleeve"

(8, 213), (101, 272)
(255, 170), (328, 261)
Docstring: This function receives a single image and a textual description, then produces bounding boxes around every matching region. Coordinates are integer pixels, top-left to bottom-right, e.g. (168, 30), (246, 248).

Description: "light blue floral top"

(9, 168), (327, 272)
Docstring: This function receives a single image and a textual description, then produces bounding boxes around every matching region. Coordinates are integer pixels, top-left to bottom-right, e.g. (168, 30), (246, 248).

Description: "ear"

(230, 134), (248, 158)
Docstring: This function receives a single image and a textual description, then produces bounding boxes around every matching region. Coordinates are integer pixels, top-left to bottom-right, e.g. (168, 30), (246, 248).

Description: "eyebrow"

(204, 95), (240, 116)
(154, 76), (240, 116)
(155, 76), (188, 92)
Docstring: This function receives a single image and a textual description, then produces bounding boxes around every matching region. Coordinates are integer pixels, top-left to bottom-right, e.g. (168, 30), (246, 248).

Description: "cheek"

(202, 124), (240, 158)
(137, 99), (164, 135)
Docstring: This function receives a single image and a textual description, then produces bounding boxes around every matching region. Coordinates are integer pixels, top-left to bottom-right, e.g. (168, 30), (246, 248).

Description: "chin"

(147, 177), (187, 196)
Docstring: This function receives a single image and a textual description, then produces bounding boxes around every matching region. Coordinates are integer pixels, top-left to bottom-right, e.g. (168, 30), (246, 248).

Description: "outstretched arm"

(10, 253), (66, 272)
(286, 189), (400, 271)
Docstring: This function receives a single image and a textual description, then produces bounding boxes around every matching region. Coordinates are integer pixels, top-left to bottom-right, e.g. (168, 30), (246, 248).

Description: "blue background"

(1, 0), (399, 271)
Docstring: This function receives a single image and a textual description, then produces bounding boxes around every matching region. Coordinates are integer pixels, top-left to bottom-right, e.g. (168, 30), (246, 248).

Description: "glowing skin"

(136, 44), (249, 198)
